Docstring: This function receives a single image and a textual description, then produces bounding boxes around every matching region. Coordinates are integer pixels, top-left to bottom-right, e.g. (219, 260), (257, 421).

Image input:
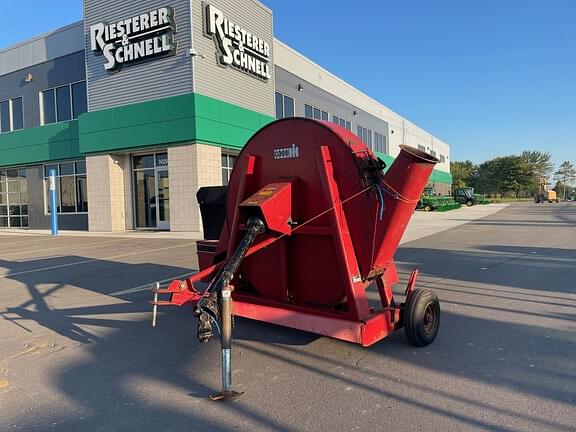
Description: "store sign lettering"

(90, 7), (177, 71)
(204, 3), (271, 81)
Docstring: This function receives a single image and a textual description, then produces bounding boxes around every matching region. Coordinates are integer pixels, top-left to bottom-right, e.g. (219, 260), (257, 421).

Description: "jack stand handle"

(152, 282), (159, 328)
(210, 283), (243, 401)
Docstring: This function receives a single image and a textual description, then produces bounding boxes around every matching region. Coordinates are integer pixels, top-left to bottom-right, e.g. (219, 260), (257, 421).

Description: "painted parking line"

(0, 238), (130, 258)
(1, 242), (196, 278)
(109, 270), (198, 296)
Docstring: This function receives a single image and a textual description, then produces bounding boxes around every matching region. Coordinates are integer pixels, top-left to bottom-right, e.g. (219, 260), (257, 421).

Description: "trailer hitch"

(194, 292), (219, 343)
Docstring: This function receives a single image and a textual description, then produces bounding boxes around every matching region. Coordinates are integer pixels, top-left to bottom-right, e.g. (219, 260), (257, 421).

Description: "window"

(43, 160), (88, 214)
(304, 104), (328, 120)
(0, 169), (28, 228)
(222, 153), (238, 186)
(313, 107), (320, 119)
(440, 154), (446, 163)
(430, 150), (437, 158)
(12, 98), (23, 130)
(0, 101), (9, 133)
(333, 115), (351, 131)
(0, 97), (23, 133)
(374, 132), (387, 153)
(72, 81), (88, 118)
(56, 85), (72, 122)
(40, 89), (56, 125)
(418, 145), (426, 152)
(40, 81), (87, 125)
(275, 92), (294, 119)
(356, 125), (372, 149)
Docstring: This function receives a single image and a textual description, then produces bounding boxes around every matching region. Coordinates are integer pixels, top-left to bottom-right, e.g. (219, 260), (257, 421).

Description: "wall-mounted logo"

(203, 3), (271, 81)
(90, 7), (177, 71)
(274, 144), (300, 160)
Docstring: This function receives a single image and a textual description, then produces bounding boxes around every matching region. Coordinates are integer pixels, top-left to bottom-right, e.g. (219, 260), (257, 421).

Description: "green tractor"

(417, 186), (460, 212)
(453, 187), (479, 207)
(453, 188), (490, 206)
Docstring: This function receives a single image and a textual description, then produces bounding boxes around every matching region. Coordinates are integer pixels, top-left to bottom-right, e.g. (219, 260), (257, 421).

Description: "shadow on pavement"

(1, 201), (575, 431)
(0, 255), (194, 343)
(395, 244), (576, 293)
(7, 306), (575, 432)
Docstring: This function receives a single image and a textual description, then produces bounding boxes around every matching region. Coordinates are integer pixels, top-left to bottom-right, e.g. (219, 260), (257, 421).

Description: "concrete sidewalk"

(0, 228), (200, 239)
(0, 204), (509, 242)
(401, 203), (508, 244)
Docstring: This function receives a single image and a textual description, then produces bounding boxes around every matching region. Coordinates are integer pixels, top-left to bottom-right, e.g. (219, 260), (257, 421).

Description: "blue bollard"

(49, 169), (58, 236)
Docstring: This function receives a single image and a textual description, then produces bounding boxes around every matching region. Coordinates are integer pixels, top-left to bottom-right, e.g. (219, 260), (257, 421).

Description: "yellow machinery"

(535, 178), (559, 203)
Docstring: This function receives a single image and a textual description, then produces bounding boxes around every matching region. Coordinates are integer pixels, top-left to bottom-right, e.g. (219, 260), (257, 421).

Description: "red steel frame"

(154, 145), (420, 347)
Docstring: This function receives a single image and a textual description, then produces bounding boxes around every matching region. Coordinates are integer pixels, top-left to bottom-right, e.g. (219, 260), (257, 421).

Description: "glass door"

(134, 168), (157, 228)
(133, 152), (169, 230)
(156, 169), (170, 230)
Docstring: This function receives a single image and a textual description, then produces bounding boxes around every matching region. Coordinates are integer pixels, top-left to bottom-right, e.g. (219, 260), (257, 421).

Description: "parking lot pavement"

(401, 203), (509, 244)
(1, 202), (575, 431)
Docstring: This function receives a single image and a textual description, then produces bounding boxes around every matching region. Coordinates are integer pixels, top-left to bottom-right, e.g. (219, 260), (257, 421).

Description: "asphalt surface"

(0, 202), (575, 431)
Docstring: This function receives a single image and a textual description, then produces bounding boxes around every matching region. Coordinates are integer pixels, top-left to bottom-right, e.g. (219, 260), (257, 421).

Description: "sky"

(1, 0), (575, 168)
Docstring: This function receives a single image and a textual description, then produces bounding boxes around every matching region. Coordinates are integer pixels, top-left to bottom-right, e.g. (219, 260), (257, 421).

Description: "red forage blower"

(151, 118), (440, 400)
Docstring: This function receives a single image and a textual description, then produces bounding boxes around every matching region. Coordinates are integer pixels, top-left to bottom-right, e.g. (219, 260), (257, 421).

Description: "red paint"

(159, 118), (438, 345)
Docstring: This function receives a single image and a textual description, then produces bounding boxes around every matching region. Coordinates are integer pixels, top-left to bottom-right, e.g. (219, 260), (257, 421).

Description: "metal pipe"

(152, 282), (159, 328)
(220, 285), (233, 392)
(209, 216), (265, 400)
(49, 169), (58, 236)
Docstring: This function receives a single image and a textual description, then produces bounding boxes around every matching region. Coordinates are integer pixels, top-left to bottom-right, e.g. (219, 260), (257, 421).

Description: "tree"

(554, 161), (576, 200)
(520, 151), (553, 194)
(450, 160), (476, 189)
(451, 151), (559, 198)
(476, 155), (534, 197)
(553, 181), (565, 195)
(521, 151), (553, 178)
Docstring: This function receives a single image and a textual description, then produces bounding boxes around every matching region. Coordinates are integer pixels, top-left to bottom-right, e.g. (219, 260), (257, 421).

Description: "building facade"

(0, 0), (452, 235)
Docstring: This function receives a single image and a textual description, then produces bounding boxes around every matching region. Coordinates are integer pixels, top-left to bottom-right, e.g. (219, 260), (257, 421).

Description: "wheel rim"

(423, 303), (437, 334)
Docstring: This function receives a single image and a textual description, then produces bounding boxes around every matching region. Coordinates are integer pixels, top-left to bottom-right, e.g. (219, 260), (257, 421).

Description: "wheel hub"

(423, 303), (436, 334)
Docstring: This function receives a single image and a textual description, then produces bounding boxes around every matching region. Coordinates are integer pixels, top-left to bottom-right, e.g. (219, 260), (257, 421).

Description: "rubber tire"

(404, 288), (440, 347)
(466, 200), (473, 207)
(424, 205), (432, 212)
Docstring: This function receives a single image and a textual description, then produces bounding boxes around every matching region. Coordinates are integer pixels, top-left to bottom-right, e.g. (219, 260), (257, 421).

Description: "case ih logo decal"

(274, 144), (300, 160)
(90, 7), (177, 71)
(204, 3), (271, 81)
